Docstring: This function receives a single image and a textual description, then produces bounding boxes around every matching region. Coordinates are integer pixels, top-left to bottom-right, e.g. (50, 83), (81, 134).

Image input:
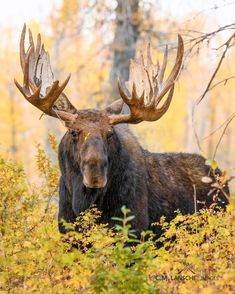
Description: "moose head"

(15, 24), (184, 190)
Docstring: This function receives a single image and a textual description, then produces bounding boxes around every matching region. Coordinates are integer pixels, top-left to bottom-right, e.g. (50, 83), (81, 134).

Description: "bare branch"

(202, 111), (235, 141)
(191, 32), (235, 152)
(212, 113), (235, 160)
(196, 33), (235, 105)
(206, 76), (235, 92)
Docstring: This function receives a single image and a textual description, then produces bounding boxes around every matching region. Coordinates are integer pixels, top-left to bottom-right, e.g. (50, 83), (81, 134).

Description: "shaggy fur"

(58, 113), (229, 236)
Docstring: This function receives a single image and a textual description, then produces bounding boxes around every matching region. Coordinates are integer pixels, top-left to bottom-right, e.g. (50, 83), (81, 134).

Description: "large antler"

(108, 35), (184, 125)
(14, 24), (77, 121)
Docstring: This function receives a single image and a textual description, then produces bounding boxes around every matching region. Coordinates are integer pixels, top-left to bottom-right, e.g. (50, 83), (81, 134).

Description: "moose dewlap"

(15, 25), (229, 237)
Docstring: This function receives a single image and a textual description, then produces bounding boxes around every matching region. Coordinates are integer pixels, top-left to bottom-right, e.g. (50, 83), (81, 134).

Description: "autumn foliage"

(1, 1), (235, 293)
(0, 138), (234, 293)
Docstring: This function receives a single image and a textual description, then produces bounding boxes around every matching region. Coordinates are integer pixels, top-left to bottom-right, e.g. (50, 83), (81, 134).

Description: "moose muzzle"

(80, 137), (108, 189)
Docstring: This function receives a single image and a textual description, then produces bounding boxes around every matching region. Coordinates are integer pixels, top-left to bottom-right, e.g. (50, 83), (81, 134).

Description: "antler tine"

(132, 82), (139, 101)
(117, 79), (131, 105)
(14, 45), (41, 105)
(20, 24), (26, 70)
(14, 78), (41, 104)
(158, 45), (168, 84)
(23, 46), (33, 92)
(44, 74), (71, 109)
(155, 84), (174, 112)
(15, 24), (78, 121)
(108, 34), (184, 125)
(14, 56), (72, 117)
(157, 34), (184, 100)
(19, 25), (39, 92)
(28, 28), (35, 52)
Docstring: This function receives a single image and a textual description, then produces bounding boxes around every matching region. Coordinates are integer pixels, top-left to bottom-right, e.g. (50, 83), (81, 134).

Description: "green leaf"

(115, 225), (123, 231)
(126, 215), (135, 222)
(211, 159), (217, 170)
(205, 159), (217, 170)
(112, 217), (122, 222)
(121, 205), (130, 214)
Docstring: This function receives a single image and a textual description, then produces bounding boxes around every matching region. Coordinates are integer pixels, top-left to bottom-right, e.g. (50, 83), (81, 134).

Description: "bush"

(0, 140), (234, 293)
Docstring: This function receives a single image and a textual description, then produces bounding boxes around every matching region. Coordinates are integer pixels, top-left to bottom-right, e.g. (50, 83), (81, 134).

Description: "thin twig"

(191, 106), (204, 152)
(212, 113), (235, 160)
(180, 2), (235, 26)
(202, 111), (235, 140)
(206, 76), (235, 92)
(196, 33), (235, 105)
(44, 188), (58, 213)
(191, 33), (235, 152)
(193, 184), (197, 213)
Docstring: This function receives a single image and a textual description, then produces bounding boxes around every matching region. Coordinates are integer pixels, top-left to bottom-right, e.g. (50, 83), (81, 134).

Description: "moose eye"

(107, 129), (114, 139)
(70, 130), (79, 140)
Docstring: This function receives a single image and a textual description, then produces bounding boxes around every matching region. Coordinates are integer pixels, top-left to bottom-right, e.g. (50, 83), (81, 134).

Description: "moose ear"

(104, 99), (124, 115)
(56, 110), (78, 127)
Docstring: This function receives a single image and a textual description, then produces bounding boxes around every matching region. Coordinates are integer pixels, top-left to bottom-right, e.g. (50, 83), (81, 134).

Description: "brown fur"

(58, 110), (229, 236)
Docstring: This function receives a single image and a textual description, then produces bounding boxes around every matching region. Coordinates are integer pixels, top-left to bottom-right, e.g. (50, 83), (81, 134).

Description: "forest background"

(1, 0), (235, 191)
(1, 1), (235, 292)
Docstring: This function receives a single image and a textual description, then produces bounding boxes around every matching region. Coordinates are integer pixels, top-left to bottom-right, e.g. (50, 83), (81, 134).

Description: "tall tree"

(109, 0), (140, 101)
(8, 85), (17, 160)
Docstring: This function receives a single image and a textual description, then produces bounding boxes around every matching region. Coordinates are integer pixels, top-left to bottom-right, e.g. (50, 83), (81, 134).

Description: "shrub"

(0, 138), (234, 293)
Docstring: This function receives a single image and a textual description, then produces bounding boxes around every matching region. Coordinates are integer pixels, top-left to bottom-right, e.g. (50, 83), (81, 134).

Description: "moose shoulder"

(15, 25), (229, 236)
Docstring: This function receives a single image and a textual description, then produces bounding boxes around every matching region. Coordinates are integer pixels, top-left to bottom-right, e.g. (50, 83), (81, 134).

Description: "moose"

(15, 25), (229, 236)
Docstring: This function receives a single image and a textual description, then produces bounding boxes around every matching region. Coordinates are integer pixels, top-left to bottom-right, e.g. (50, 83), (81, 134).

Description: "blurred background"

(0, 0), (235, 189)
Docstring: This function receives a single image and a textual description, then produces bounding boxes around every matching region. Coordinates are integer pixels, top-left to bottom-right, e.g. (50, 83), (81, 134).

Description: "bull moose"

(15, 25), (229, 236)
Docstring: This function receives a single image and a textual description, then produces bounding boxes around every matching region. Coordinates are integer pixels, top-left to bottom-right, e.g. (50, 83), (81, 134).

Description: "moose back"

(15, 25), (229, 236)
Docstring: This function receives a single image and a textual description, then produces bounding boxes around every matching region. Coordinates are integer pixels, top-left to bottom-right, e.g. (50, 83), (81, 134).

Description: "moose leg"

(58, 176), (77, 233)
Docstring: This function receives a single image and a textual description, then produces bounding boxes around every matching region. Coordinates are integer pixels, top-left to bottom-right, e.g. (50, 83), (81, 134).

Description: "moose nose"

(83, 177), (107, 189)
(82, 160), (107, 189)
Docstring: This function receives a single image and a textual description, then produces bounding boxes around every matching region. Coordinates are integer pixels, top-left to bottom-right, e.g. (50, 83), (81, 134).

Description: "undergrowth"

(0, 136), (234, 293)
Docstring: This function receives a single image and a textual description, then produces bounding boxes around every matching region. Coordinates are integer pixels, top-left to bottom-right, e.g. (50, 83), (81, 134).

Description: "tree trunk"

(109, 0), (140, 103)
(8, 85), (17, 160)
(207, 98), (216, 158)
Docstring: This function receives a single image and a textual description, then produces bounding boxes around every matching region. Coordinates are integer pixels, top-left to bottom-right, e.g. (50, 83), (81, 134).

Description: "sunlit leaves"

(0, 150), (235, 292)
